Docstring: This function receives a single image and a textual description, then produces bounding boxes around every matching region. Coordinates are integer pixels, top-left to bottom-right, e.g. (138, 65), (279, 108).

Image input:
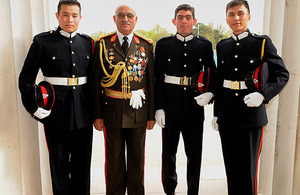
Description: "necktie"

(122, 36), (129, 55)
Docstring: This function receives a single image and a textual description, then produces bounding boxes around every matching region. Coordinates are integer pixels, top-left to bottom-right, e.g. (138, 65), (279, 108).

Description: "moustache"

(121, 21), (131, 25)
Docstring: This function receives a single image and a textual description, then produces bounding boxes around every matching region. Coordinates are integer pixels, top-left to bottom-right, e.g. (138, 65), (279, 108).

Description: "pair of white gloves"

(156, 92), (264, 130)
(155, 92), (214, 128)
(211, 92), (264, 131)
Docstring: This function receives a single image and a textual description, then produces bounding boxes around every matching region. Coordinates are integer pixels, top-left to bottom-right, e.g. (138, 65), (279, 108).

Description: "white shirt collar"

(116, 30), (134, 46)
(176, 33), (194, 42)
(232, 31), (249, 41)
(60, 29), (77, 38)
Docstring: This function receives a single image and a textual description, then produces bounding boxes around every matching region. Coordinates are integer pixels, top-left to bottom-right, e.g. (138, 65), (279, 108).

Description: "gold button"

(70, 41), (73, 43)
(235, 93), (238, 96)
(236, 43), (240, 46)
(199, 58), (202, 62)
(184, 87), (187, 90)
(73, 87), (76, 89)
(184, 64), (187, 67)
(235, 68), (238, 71)
(105, 102), (108, 105)
(73, 63), (76, 66)
(87, 56), (89, 59)
(222, 61), (224, 63)
(72, 51), (74, 54)
(52, 56), (56, 60)
(250, 60), (254, 63)
(168, 59), (171, 62)
(72, 75), (75, 78)
(235, 55), (238, 58)
(184, 43), (187, 46)
(184, 53), (187, 56)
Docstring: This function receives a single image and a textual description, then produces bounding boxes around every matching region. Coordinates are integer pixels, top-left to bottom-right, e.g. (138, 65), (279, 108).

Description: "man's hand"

(34, 107), (51, 119)
(194, 92), (214, 106)
(146, 120), (155, 130)
(94, 119), (105, 131)
(155, 109), (165, 128)
(211, 117), (219, 131)
(130, 89), (146, 109)
(244, 92), (264, 107)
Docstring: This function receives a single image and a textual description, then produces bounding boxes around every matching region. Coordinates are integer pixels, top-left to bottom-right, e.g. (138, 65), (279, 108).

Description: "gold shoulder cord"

(260, 39), (266, 60)
(99, 39), (131, 99)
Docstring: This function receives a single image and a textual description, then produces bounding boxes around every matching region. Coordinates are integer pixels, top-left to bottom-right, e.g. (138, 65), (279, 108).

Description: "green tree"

(90, 30), (107, 41)
(136, 24), (171, 46)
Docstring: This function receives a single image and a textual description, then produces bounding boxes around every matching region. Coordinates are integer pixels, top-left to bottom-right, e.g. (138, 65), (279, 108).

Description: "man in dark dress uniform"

(212, 1), (289, 194)
(90, 5), (155, 195)
(18, 1), (94, 194)
(154, 4), (216, 195)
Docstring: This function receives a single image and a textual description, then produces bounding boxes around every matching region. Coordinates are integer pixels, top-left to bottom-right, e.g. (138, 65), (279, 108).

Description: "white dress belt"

(164, 75), (191, 86)
(44, 76), (87, 86)
(223, 79), (247, 90)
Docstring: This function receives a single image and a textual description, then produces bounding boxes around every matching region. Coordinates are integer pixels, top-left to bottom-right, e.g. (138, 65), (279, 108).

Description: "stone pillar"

(273, 0), (300, 194)
(258, 0), (285, 194)
(0, 0), (50, 194)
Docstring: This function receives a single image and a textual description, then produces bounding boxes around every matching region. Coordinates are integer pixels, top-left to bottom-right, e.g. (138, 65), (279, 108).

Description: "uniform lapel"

(111, 35), (125, 57)
(127, 35), (139, 57)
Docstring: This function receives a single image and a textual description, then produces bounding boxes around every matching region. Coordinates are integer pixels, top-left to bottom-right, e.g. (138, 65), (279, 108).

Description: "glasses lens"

(117, 13), (135, 19)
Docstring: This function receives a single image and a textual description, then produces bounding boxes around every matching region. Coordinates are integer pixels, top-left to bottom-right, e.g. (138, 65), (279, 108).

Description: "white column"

(258, 0), (285, 194)
(274, 0), (300, 194)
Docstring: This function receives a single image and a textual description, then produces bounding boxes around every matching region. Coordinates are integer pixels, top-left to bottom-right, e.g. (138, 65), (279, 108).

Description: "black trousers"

(219, 126), (264, 195)
(104, 127), (146, 195)
(162, 122), (204, 195)
(44, 125), (93, 195)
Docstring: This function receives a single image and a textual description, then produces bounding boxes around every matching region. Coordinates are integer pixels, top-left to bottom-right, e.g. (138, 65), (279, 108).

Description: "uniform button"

(184, 43), (187, 46)
(87, 56), (89, 59)
(184, 64), (187, 67)
(184, 53), (187, 56)
(105, 102), (108, 105)
(250, 60), (254, 63)
(52, 56), (56, 60)
(235, 68), (238, 71)
(199, 58), (202, 62)
(72, 75), (75, 78)
(235, 93), (239, 96)
(168, 59), (171, 62)
(236, 43), (240, 46)
(222, 61), (224, 63)
(125, 58), (128, 61)
(235, 55), (238, 58)
(184, 87), (187, 90)
(73, 87), (76, 89)
(70, 40), (73, 43)
(73, 63), (76, 66)
(72, 51), (74, 54)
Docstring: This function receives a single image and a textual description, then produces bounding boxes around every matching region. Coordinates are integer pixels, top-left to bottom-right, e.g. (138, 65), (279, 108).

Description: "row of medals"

(108, 48), (148, 83)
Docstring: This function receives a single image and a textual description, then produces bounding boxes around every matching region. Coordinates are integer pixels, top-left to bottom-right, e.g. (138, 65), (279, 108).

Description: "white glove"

(244, 92), (264, 107)
(130, 89), (146, 109)
(155, 109), (165, 128)
(194, 92), (214, 106)
(34, 107), (51, 119)
(211, 117), (219, 131)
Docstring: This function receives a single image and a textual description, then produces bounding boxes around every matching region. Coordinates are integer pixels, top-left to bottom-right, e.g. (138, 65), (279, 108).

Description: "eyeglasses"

(116, 13), (135, 19)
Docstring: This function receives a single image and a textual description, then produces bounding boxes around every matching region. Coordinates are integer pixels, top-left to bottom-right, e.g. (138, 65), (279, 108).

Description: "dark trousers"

(219, 126), (264, 195)
(44, 125), (93, 195)
(104, 127), (146, 195)
(162, 122), (204, 195)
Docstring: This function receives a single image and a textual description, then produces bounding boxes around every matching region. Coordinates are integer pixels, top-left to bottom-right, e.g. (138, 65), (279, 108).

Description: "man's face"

(113, 6), (138, 35)
(56, 4), (81, 33)
(172, 10), (197, 37)
(226, 4), (251, 35)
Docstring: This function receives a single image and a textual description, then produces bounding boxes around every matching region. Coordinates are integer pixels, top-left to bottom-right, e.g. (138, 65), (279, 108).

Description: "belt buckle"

(180, 77), (190, 85)
(231, 81), (240, 90)
(68, 78), (78, 86)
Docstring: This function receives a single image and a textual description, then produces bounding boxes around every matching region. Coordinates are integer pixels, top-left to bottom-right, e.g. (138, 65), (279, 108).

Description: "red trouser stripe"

(255, 126), (264, 195)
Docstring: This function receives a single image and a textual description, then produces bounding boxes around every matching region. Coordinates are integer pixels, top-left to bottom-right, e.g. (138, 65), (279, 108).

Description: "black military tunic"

(155, 33), (216, 195)
(19, 27), (94, 195)
(214, 29), (289, 195)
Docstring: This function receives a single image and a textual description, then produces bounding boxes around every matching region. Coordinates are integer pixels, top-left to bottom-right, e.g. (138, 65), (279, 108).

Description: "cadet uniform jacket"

(90, 32), (155, 128)
(214, 29), (289, 128)
(155, 34), (216, 125)
(19, 27), (94, 130)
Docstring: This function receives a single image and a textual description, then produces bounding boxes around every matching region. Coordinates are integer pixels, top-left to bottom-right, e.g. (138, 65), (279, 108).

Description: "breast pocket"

(45, 54), (66, 74)
(79, 54), (91, 73)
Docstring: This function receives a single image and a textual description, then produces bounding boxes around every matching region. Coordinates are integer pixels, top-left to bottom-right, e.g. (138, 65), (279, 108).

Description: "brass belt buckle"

(180, 77), (190, 85)
(231, 81), (240, 90)
(68, 78), (78, 86)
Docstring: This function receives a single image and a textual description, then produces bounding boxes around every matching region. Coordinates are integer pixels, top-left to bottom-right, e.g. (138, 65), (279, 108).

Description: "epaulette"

(250, 33), (268, 40)
(134, 32), (153, 44)
(195, 35), (211, 43)
(78, 32), (92, 39)
(96, 31), (116, 41)
(35, 30), (55, 38)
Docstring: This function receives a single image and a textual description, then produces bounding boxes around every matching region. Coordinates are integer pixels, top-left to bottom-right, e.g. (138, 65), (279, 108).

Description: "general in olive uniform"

(90, 5), (155, 195)
(18, 1), (94, 194)
(155, 4), (216, 195)
(212, 1), (289, 195)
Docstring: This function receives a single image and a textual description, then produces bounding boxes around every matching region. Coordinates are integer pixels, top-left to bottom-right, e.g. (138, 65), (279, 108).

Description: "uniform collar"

(232, 30), (249, 41)
(176, 33), (194, 42)
(59, 28), (77, 38)
(116, 30), (133, 46)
